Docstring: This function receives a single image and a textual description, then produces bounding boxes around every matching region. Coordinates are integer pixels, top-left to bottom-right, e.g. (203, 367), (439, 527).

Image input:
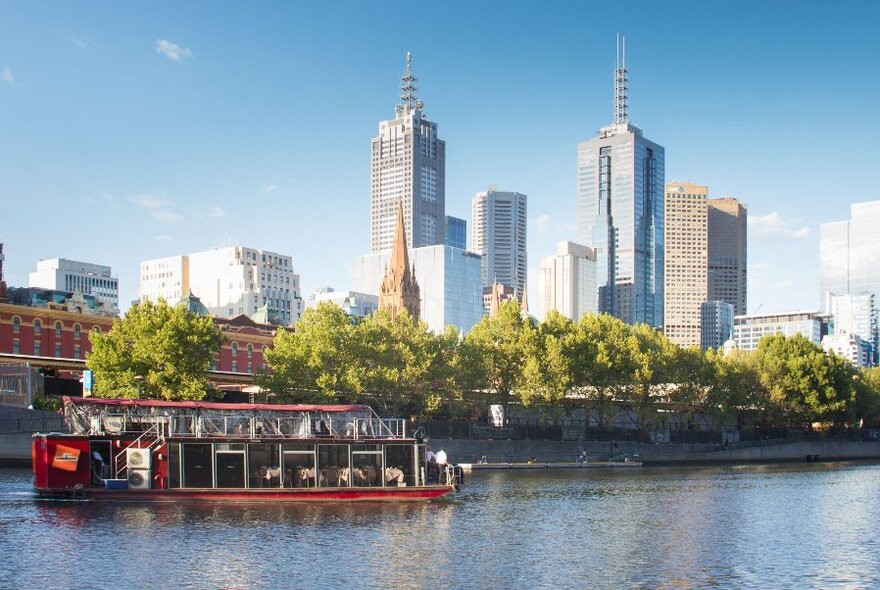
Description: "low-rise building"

(733, 310), (831, 352)
(28, 258), (119, 313)
(822, 332), (872, 367)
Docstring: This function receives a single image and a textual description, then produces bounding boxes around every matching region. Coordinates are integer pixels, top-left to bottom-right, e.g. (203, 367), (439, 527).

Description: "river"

(1, 463), (878, 589)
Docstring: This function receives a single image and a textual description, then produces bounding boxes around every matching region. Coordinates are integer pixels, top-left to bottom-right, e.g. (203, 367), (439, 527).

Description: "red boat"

(33, 397), (460, 502)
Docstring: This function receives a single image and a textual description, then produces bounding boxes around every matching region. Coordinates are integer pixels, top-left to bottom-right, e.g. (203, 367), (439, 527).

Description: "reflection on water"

(2, 463), (879, 589)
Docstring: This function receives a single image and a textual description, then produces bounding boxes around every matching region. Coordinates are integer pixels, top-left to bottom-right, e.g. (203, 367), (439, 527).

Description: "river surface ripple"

(1, 463), (878, 589)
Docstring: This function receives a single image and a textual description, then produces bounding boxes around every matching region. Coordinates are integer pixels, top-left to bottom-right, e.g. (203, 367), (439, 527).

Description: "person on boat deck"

(435, 449), (449, 483)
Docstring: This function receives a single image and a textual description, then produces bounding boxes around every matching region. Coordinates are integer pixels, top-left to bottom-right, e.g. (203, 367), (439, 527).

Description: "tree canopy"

(87, 298), (223, 400)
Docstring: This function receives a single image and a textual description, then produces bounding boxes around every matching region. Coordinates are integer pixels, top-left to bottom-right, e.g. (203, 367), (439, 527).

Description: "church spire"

(379, 201), (421, 321)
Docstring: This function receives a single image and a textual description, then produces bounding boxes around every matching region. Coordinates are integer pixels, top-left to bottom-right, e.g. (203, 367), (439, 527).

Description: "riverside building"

(576, 36), (665, 328)
(733, 311), (830, 352)
(663, 183), (708, 347)
(370, 53), (445, 254)
(140, 246), (303, 326)
(471, 186), (528, 296)
(28, 258), (119, 313)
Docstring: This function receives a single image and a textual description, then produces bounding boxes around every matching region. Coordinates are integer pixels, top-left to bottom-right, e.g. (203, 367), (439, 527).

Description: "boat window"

(215, 449), (246, 489)
(317, 444), (350, 488)
(182, 443), (213, 488)
(384, 444), (415, 487)
(248, 443), (280, 488)
(168, 443), (181, 488)
(351, 449), (383, 487)
(282, 450), (316, 489)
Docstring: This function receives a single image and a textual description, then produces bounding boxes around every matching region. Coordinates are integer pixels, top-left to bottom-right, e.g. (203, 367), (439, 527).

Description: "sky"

(2, 1), (879, 317)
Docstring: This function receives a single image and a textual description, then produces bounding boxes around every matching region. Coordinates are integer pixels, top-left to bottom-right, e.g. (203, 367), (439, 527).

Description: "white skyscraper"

(370, 53), (445, 254)
(29, 258), (119, 311)
(537, 241), (597, 322)
(471, 186), (528, 295)
(140, 246), (303, 326)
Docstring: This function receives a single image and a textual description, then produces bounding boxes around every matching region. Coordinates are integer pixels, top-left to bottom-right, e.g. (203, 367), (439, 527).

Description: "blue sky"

(2, 1), (879, 316)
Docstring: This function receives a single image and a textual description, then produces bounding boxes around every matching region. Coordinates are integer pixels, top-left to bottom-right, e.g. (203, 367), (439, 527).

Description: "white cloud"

(749, 211), (810, 239)
(263, 183), (278, 194)
(156, 39), (193, 62)
(199, 206), (226, 219)
(69, 35), (96, 50)
(154, 235), (173, 242)
(2, 66), (16, 85)
(129, 194), (169, 210)
(151, 210), (183, 225)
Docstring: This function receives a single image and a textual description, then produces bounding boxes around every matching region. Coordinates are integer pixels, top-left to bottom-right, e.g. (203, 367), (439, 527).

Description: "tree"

(519, 311), (572, 410)
(261, 302), (360, 402)
(464, 300), (532, 417)
(87, 298), (223, 400)
(353, 310), (435, 416)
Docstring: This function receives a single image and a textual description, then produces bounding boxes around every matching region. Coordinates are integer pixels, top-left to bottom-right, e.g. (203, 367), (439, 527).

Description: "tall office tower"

(826, 292), (877, 366)
(820, 200), (880, 312)
(370, 53), (445, 254)
(444, 216), (467, 250)
(29, 258), (119, 311)
(537, 241), (597, 322)
(663, 183), (708, 347)
(576, 36), (665, 328)
(707, 197), (747, 315)
(140, 246), (303, 326)
(471, 186), (528, 295)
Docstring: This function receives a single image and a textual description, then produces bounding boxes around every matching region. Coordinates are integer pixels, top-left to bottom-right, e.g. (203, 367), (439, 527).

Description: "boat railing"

(112, 422), (165, 479)
(74, 409), (408, 440)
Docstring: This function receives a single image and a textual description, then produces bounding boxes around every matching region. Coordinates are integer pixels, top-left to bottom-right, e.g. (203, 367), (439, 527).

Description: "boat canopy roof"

(61, 397), (407, 440)
(64, 396), (369, 413)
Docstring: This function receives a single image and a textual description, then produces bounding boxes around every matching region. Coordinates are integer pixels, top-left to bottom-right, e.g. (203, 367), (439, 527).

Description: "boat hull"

(34, 485), (456, 503)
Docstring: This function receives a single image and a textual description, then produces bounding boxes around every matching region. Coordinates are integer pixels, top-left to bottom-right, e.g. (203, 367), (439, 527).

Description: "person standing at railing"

(435, 449), (448, 484)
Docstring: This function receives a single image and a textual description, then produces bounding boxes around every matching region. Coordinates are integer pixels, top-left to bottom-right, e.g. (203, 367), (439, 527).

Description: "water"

(1, 463), (879, 589)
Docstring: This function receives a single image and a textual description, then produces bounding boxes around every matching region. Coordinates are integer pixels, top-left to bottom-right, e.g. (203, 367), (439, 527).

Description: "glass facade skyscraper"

(576, 40), (665, 328)
(444, 216), (466, 250)
(820, 200), (880, 312)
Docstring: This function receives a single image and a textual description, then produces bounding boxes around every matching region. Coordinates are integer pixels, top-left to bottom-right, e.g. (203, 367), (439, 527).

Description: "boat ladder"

(113, 423), (165, 480)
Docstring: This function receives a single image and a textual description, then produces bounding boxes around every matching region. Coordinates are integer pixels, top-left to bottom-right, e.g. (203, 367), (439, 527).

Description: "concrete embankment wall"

(431, 438), (880, 465)
(0, 407), (61, 466)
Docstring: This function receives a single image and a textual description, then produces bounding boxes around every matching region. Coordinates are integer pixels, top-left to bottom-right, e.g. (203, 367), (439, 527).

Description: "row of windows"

(10, 338), (83, 359)
(10, 317), (92, 338)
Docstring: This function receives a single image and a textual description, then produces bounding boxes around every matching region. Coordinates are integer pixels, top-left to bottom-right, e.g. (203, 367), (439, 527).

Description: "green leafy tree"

(755, 334), (851, 426)
(855, 367), (880, 427)
(618, 323), (678, 436)
(703, 348), (765, 430)
(353, 310), (435, 415)
(87, 298), (223, 400)
(519, 311), (572, 409)
(261, 302), (360, 402)
(464, 300), (532, 417)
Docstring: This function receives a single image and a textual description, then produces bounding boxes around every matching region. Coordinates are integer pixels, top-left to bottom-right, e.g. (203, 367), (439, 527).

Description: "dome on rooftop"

(177, 291), (210, 316)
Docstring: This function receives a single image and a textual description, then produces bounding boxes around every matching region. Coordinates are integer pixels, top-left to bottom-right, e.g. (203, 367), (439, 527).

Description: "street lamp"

(134, 375), (144, 398)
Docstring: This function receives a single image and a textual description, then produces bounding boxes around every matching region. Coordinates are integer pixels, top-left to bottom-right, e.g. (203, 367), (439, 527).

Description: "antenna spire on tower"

(397, 51), (422, 115)
(614, 34), (629, 124)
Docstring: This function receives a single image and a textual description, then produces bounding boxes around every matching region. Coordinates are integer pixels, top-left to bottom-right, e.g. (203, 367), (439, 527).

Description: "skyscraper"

(471, 186), (528, 296)
(370, 53), (445, 254)
(537, 241), (597, 322)
(820, 200), (880, 312)
(707, 197), (747, 315)
(664, 183), (708, 347)
(444, 216), (467, 250)
(576, 36), (665, 328)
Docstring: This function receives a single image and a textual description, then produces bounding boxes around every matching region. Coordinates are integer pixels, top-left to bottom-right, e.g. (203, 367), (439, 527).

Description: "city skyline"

(2, 2), (879, 316)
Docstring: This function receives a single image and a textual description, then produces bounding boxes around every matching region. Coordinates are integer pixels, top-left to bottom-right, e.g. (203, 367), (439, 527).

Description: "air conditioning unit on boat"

(126, 447), (152, 469)
(127, 468), (151, 490)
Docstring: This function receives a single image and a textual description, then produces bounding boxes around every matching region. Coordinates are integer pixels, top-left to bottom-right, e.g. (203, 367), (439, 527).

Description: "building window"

(74, 324), (81, 339)
(247, 344), (253, 358)
(231, 361), (238, 373)
(34, 319), (42, 335)
(74, 345), (81, 360)
(34, 342), (41, 357)
(247, 361), (253, 374)
(12, 316), (21, 333)
(55, 343), (62, 358)
(55, 321), (63, 338)
(92, 326), (101, 333)
(231, 342), (238, 357)
(12, 339), (20, 355)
